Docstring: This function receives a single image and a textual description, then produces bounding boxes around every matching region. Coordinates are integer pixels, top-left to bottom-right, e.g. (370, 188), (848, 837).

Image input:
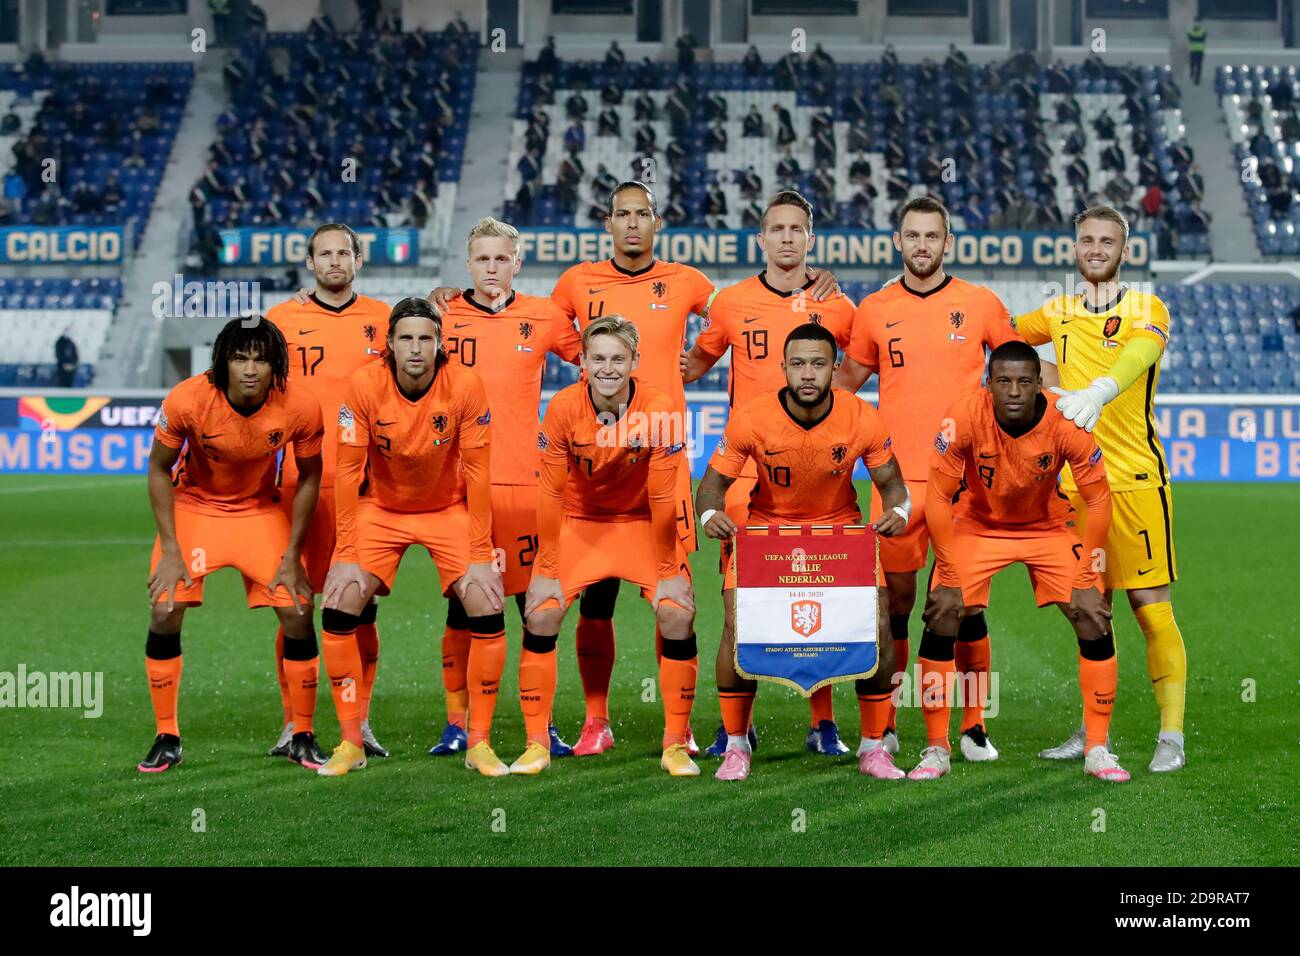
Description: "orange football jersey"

(154, 374), (324, 516)
(696, 273), (856, 410)
(710, 387), (894, 526)
(550, 258), (714, 412)
(338, 360), (490, 514)
(931, 389), (1108, 535)
(268, 292), (388, 486)
(537, 378), (685, 522)
(847, 276), (1019, 481)
(441, 289), (581, 485)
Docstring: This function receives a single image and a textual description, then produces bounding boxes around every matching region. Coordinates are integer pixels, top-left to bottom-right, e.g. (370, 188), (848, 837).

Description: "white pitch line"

(0, 477), (143, 495)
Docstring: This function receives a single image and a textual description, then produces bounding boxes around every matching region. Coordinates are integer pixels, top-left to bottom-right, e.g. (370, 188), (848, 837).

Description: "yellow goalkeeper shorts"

(1067, 485), (1178, 591)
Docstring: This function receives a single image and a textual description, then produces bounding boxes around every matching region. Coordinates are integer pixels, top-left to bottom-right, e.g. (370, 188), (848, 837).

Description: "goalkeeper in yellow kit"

(1016, 205), (1187, 774)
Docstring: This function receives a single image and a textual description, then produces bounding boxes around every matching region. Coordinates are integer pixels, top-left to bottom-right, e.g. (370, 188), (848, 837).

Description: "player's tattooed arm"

(868, 455), (908, 537)
(832, 354), (875, 392)
(146, 439), (191, 611)
(805, 267), (840, 301)
(272, 451), (321, 614)
(695, 466), (739, 539)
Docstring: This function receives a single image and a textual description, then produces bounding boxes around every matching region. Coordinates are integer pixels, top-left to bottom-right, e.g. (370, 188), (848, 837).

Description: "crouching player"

(317, 297), (507, 778)
(521, 315), (701, 778)
(694, 323), (912, 782)
(920, 341), (1129, 782)
(140, 317), (326, 772)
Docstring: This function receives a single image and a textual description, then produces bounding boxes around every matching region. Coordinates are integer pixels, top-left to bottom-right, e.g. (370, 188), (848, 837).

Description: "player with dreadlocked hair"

(139, 316), (327, 773)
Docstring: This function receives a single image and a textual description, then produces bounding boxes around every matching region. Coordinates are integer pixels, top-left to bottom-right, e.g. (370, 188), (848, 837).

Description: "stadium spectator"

(844, 86), (870, 124)
(809, 43), (836, 84)
(742, 45), (763, 77)
(742, 105), (766, 138)
(355, 0), (380, 32)
(773, 104), (796, 146)
(736, 166), (762, 199)
(1282, 110), (1300, 142)
(1272, 76), (1295, 111)
(535, 36), (557, 75)
(597, 106), (620, 138)
(956, 195), (987, 231)
(705, 91), (727, 122)
(2, 171), (25, 214)
(704, 182), (727, 216)
(1174, 163), (1204, 202)
(517, 146), (542, 183)
(446, 11), (470, 34)
(605, 40), (625, 71)
(102, 174), (124, 212)
(1046, 59), (1072, 93)
(1104, 170), (1136, 207)
(1055, 93), (1082, 125)
(565, 89), (589, 121)
(665, 138), (688, 170)
(663, 197), (689, 227)
(1187, 18), (1206, 85)
(705, 121), (727, 153)
(849, 151), (871, 184)
(1267, 183), (1293, 219)
(54, 328), (78, 388)
(1141, 183), (1164, 222)
(848, 120), (870, 153)
(1065, 126), (1087, 156)
(676, 33), (696, 72)
(885, 168), (910, 201)
(563, 119), (585, 155)
(881, 43), (900, 82)
(813, 126), (835, 166)
(944, 42), (969, 72)
(1067, 156), (1091, 191)
(1100, 141), (1126, 173)
(666, 84), (692, 138)
(1, 108), (20, 135)
(600, 79), (623, 106)
(0, 195), (13, 225)
(776, 148), (801, 186)
(633, 90), (656, 122)
(514, 180), (535, 219)
(1246, 96), (1265, 126)
(1094, 109), (1117, 140)
(740, 198), (762, 229)
(1033, 195), (1064, 229)
(209, 0), (232, 47)
(1180, 201), (1212, 233)
(812, 166), (835, 209)
(775, 52), (799, 91)
(634, 122), (656, 155)
(633, 56), (655, 89)
(410, 179), (435, 229)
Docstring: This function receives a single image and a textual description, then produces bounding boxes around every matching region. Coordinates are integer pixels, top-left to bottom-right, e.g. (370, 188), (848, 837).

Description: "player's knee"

(578, 577), (619, 620)
(149, 605), (185, 633)
(886, 572), (917, 613)
(526, 606), (563, 635)
(957, 611), (988, 642)
(660, 629), (698, 660)
(656, 602), (694, 640)
(919, 627), (956, 662)
(274, 603), (315, 635)
(321, 607), (362, 634)
(459, 588), (497, 618)
(1077, 629), (1115, 660)
(445, 593), (468, 630)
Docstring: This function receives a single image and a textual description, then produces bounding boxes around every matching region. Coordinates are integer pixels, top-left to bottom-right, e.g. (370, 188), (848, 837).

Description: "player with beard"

(695, 323), (910, 781)
(833, 197), (1022, 766)
(679, 190), (859, 757)
(1016, 206), (1187, 774)
(267, 223), (391, 761)
(432, 182), (841, 758)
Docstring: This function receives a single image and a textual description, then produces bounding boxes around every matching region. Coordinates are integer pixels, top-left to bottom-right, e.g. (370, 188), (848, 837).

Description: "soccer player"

(521, 315), (701, 777)
(139, 317), (326, 772)
(430, 216), (583, 765)
(316, 297), (506, 777)
(695, 323), (911, 781)
(1017, 205), (1187, 773)
(832, 196), (1021, 762)
(920, 341), (1129, 783)
(680, 189), (859, 756)
(433, 182), (842, 756)
(266, 222), (390, 760)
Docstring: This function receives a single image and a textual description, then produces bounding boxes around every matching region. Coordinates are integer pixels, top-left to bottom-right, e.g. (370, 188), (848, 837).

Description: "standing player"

(316, 298), (507, 778)
(429, 217), (582, 763)
(695, 323), (912, 782)
(140, 317), (326, 772)
(832, 196), (1021, 761)
(680, 190), (859, 756)
(1017, 205), (1187, 773)
(433, 182), (839, 756)
(267, 222), (390, 760)
(521, 315), (701, 777)
(920, 341), (1128, 782)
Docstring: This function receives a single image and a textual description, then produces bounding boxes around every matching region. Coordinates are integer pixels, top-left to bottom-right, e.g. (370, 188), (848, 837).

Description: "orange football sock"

(145, 655), (183, 737)
(467, 616), (507, 747)
(809, 683), (834, 727)
(887, 628), (909, 730)
(956, 636), (990, 732)
(919, 656), (955, 750)
(441, 626), (471, 728)
(519, 633), (559, 746)
(1079, 653), (1118, 754)
(576, 616), (615, 722)
(659, 640), (698, 749)
(274, 625), (292, 723)
(356, 621), (379, 719)
(857, 691), (892, 741)
(283, 658), (319, 734)
(654, 624), (664, 664)
(322, 630), (364, 747)
(719, 690), (755, 737)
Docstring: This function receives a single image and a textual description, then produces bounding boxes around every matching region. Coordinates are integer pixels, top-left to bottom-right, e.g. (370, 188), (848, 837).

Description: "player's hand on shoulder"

(427, 285), (462, 315)
(524, 574), (564, 617)
(922, 584), (965, 632)
(457, 561), (505, 612)
(806, 267), (840, 301)
(269, 552), (313, 615)
(1068, 586), (1112, 635)
(322, 561), (367, 610)
(653, 574), (695, 614)
(702, 509), (738, 540)
(148, 550), (193, 612)
(292, 287), (314, 305)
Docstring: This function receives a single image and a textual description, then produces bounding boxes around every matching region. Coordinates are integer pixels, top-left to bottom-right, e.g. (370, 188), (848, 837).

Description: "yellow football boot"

(316, 740), (366, 777)
(465, 740), (511, 777)
(509, 741), (552, 776)
(660, 743), (701, 777)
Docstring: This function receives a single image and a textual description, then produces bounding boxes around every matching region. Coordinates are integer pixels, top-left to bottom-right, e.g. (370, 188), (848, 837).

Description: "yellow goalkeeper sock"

(1133, 602), (1186, 735)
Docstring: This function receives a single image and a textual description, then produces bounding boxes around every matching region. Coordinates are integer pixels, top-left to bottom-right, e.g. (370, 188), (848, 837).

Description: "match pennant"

(734, 525), (880, 696)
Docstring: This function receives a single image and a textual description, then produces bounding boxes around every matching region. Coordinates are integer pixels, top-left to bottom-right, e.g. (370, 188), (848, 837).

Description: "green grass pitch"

(1, 475), (1294, 866)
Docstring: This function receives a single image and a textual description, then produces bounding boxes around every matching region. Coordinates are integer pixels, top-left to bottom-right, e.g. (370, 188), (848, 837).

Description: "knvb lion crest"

(519, 321), (534, 340)
(431, 414), (448, 433)
(810, 312), (823, 325)
(266, 430), (283, 448)
(363, 324), (377, 342)
(651, 280), (667, 298)
(949, 310), (965, 329)
(831, 444), (848, 464)
(1036, 453), (1054, 470)
(1103, 316), (1122, 338)
(791, 600), (822, 637)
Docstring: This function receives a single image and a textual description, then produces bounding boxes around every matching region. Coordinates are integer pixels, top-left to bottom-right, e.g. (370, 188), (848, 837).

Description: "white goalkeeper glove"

(1048, 376), (1120, 432)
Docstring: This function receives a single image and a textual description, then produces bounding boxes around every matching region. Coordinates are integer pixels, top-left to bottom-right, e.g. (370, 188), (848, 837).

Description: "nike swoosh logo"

(743, 317), (761, 324)
(1059, 318), (1072, 325)
(764, 449), (785, 455)
(588, 287), (607, 295)
(1137, 567), (1154, 576)
(453, 322), (471, 329)
(298, 329), (317, 335)
(201, 433), (222, 440)
(519, 687), (539, 694)
(885, 320), (903, 328)
(978, 453), (996, 459)
(572, 441), (593, 447)
(377, 419), (397, 426)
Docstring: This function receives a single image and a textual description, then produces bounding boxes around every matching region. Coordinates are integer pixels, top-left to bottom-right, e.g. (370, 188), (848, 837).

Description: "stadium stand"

(1218, 65), (1300, 257)
(0, 59), (192, 245)
(504, 49), (1208, 257)
(189, 24), (475, 261)
(0, 278), (121, 386)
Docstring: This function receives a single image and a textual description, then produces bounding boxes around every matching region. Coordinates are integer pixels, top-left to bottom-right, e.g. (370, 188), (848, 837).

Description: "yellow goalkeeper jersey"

(1015, 288), (1171, 493)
